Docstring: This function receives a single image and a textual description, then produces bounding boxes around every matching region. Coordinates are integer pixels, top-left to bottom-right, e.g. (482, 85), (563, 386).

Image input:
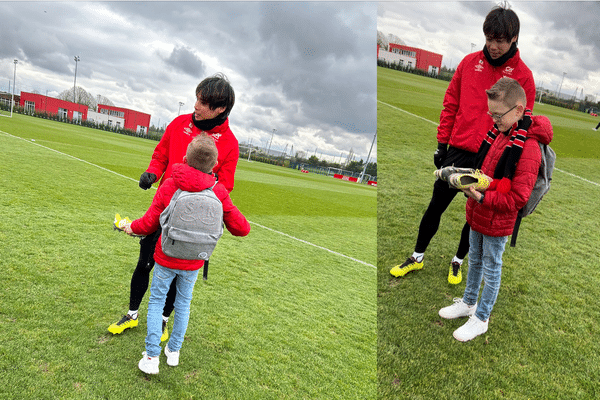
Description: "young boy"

(438, 77), (553, 342)
(125, 134), (250, 373)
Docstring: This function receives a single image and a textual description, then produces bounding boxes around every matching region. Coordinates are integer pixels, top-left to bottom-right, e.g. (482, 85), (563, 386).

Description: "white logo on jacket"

(503, 66), (514, 75)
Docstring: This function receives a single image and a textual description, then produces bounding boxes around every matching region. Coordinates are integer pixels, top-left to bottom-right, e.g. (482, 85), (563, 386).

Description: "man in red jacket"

(438, 77), (552, 341)
(108, 73), (239, 339)
(125, 134), (250, 374)
(390, 5), (536, 284)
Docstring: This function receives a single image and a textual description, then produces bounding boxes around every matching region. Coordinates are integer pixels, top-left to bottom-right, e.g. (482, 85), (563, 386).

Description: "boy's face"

(487, 99), (524, 132)
(485, 36), (517, 59)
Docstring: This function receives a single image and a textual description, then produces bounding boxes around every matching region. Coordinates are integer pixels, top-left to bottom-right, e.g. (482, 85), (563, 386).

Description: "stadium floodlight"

(178, 102), (184, 115)
(9, 59), (18, 117)
(267, 129), (276, 156)
(557, 72), (566, 99)
(359, 132), (377, 183)
(73, 56), (80, 103)
(247, 138), (253, 161)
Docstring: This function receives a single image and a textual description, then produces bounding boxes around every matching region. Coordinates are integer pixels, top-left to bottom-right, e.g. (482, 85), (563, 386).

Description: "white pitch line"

(250, 221), (376, 268)
(378, 100), (600, 188)
(1, 129), (376, 269)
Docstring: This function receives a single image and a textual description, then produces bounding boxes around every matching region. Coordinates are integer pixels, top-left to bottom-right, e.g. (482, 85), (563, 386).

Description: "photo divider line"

(1, 129), (375, 269)
(377, 100), (600, 188)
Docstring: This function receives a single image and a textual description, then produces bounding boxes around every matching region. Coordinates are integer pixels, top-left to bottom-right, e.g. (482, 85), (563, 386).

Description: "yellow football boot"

(448, 261), (462, 285)
(108, 314), (139, 334)
(390, 257), (424, 277)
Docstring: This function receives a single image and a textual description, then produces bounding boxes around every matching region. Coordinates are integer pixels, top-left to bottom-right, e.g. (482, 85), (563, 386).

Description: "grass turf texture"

(378, 67), (600, 399)
(0, 114), (376, 400)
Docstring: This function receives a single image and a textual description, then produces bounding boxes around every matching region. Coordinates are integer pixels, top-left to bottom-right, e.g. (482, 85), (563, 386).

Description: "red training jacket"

(130, 163), (251, 270)
(466, 115), (553, 237)
(146, 114), (239, 193)
(437, 49), (536, 153)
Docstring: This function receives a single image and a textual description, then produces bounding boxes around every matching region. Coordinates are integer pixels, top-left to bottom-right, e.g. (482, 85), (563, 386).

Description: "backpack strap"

(510, 215), (522, 247)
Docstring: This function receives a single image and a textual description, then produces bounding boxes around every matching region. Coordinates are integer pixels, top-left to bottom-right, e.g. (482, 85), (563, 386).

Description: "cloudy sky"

(378, 1), (600, 102)
(0, 2), (377, 163)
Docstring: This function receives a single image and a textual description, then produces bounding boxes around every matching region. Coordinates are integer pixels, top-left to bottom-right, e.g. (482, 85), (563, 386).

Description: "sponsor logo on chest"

(475, 60), (484, 72)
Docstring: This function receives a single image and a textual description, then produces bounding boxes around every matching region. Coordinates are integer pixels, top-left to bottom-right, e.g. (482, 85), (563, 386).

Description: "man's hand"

(139, 172), (157, 190)
(433, 143), (448, 168)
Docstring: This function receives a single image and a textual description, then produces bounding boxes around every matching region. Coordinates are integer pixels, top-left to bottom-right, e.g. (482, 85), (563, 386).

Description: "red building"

(97, 104), (151, 133)
(387, 43), (443, 75)
(19, 92), (151, 133)
(20, 92), (88, 121)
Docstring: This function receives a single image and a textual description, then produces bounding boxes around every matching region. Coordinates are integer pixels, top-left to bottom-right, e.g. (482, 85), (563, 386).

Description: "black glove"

(433, 143), (448, 169)
(139, 172), (157, 190)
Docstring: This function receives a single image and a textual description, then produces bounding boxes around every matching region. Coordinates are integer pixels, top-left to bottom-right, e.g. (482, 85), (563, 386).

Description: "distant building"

(20, 92), (88, 121)
(378, 43), (443, 75)
(97, 104), (150, 134)
(18, 91), (151, 134)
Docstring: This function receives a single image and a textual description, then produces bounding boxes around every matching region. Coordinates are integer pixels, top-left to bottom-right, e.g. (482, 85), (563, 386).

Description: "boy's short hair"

(196, 73), (235, 118)
(483, 4), (520, 43)
(486, 77), (527, 107)
(186, 134), (218, 174)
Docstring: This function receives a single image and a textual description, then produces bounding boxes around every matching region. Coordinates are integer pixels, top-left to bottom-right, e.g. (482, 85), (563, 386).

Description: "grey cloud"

(164, 46), (206, 77)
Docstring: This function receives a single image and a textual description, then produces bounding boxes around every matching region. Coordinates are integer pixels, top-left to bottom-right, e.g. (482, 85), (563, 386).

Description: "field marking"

(378, 100), (600, 188)
(377, 99), (438, 126)
(1, 129), (376, 269)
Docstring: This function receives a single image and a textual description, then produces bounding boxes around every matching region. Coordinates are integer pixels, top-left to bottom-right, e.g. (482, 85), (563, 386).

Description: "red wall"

(20, 92), (88, 120)
(97, 104), (151, 132)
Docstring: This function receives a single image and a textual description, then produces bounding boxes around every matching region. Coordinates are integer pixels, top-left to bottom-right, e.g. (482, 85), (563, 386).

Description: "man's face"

(485, 36), (517, 59)
(193, 95), (226, 121)
(487, 98), (523, 132)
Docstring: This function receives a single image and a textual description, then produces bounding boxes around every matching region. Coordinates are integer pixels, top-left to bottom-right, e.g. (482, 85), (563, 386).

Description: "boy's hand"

(462, 186), (483, 202)
(124, 224), (134, 235)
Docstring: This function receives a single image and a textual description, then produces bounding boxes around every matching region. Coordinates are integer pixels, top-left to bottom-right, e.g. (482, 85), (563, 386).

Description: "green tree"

(308, 155), (320, 165)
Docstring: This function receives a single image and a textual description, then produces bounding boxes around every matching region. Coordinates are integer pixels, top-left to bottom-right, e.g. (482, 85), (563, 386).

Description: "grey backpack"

(510, 142), (555, 247)
(159, 185), (223, 260)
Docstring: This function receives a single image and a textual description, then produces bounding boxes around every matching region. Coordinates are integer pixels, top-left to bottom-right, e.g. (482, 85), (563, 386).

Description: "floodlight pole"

(73, 56), (80, 103)
(557, 72), (566, 99)
(247, 138), (253, 161)
(11, 59), (17, 115)
(267, 129), (276, 156)
(359, 132), (377, 183)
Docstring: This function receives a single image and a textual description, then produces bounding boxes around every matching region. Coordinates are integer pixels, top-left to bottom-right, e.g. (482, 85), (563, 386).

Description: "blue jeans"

(145, 263), (200, 357)
(463, 229), (508, 322)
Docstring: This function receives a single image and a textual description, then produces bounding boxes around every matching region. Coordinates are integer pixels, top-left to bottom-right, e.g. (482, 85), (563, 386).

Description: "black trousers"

(414, 147), (477, 259)
(129, 229), (176, 317)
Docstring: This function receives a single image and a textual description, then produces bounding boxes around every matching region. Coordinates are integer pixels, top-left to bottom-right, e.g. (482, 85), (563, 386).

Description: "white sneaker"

(138, 351), (159, 374)
(164, 345), (180, 366)
(453, 315), (488, 342)
(439, 298), (477, 319)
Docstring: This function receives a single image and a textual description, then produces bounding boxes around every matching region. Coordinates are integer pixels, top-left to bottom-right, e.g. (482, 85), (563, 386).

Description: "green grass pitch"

(0, 113), (376, 399)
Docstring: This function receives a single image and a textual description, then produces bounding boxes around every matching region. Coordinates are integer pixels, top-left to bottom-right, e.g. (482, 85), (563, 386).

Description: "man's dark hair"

(483, 4), (520, 43)
(195, 73), (235, 118)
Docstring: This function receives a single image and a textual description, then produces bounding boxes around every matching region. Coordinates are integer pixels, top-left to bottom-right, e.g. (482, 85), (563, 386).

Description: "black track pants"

(129, 229), (176, 317)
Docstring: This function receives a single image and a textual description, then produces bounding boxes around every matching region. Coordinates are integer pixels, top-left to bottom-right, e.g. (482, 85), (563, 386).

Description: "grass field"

(378, 67), (600, 399)
(0, 114), (376, 399)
